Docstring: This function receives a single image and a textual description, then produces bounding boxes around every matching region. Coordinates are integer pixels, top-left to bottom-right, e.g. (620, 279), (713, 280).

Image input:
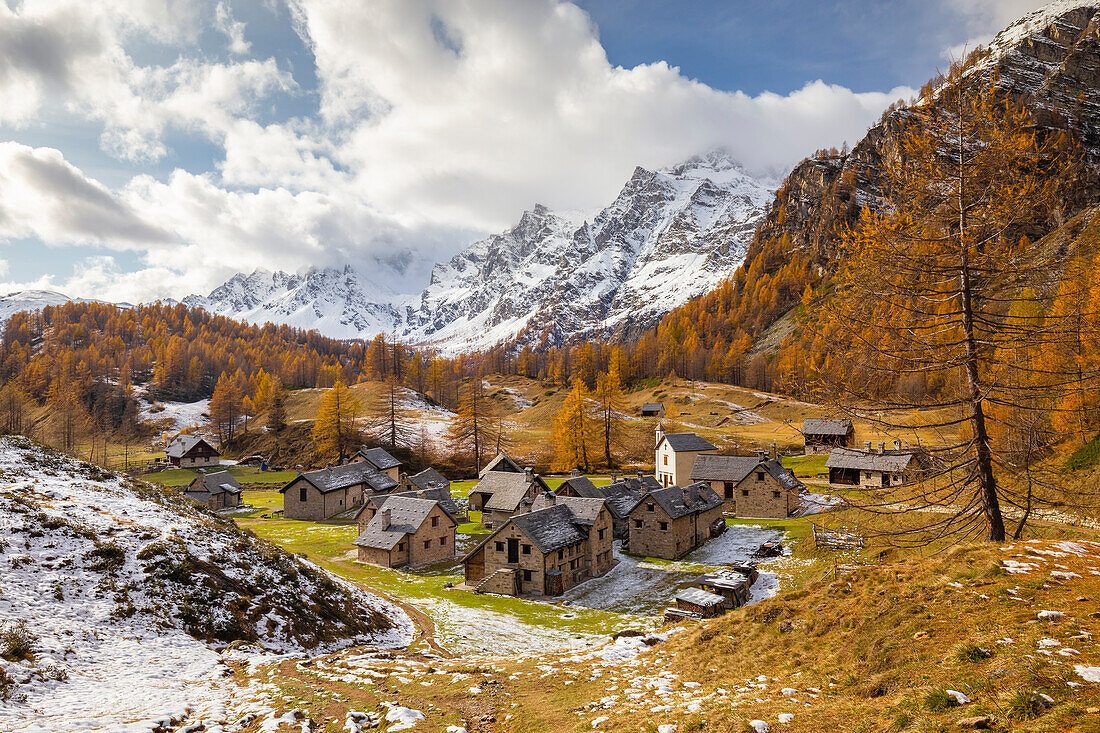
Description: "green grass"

(781, 453), (829, 478)
(144, 465), (298, 488)
(1065, 433), (1100, 471)
(233, 491), (638, 637)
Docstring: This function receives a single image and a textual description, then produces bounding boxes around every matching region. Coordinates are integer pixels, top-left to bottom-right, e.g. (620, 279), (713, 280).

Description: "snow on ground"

(559, 526), (781, 616)
(139, 397), (210, 433)
(419, 598), (603, 656)
(0, 438), (411, 732)
(797, 492), (844, 517)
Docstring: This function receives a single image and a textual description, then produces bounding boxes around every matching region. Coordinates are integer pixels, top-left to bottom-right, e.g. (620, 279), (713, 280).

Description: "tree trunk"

(956, 111), (1005, 542)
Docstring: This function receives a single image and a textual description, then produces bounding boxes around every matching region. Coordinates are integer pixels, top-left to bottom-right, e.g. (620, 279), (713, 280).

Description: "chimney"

(894, 439), (903, 451)
(864, 441), (872, 452)
(380, 508), (391, 530)
(417, 489), (428, 500)
(525, 467), (534, 482)
(543, 490), (556, 506)
(756, 449), (768, 461)
(570, 468), (581, 478)
(877, 442), (886, 454)
(638, 472), (645, 480)
(611, 473), (619, 483)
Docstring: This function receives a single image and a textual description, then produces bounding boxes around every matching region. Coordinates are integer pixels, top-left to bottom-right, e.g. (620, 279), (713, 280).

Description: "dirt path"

(358, 581), (455, 659)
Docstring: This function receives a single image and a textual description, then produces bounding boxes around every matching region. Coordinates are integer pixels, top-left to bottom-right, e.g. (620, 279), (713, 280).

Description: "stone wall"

(733, 470), (795, 519)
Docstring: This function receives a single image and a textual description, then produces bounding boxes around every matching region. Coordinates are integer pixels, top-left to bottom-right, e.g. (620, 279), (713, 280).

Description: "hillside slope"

(0, 437), (411, 732)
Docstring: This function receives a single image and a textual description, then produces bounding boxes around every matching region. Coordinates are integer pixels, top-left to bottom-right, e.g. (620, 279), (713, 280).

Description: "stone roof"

(190, 470), (241, 495)
(376, 488), (461, 519)
(483, 473), (541, 512)
(353, 496), (448, 551)
(507, 504), (587, 554)
(282, 462), (398, 494)
(690, 454), (761, 483)
(478, 452), (524, 477)
(166, 435), (217, 458)
(600, 478), (655, 519)
(660, 432), (718, 453)
(802, 418), (853, 437)
(357, 446), (402, 471)
(641, 402), (664, 412)
(675, 587), (726, 607)
(638, 483), (724, 520)
(760, 459), (805, 493)
(556, 475), (601, 498)
(529, 493), (605, 526)
(825, 447), (928, 473)
(408, 467), (449, 491)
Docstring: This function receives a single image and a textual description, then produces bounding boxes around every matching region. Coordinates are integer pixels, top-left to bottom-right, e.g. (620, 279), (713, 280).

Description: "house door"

(507, 538), (520, 564)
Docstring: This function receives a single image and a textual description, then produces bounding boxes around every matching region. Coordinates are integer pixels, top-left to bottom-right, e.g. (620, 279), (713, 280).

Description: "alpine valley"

(182, 151), (775, 352)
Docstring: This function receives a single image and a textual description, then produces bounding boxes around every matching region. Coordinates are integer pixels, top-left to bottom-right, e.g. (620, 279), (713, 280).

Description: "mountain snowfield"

(185, 151), (775, 351)
(0, 437), (411, 732)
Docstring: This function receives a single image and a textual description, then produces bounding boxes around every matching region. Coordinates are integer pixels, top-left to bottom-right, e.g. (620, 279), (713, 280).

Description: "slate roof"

(690, 454), (762, 483)
(282, 461), (398, 494)
(599, 478), (654, 519)
(184, 470), (240, 501)
(760, 459), (805, 493)
(675, 587), (726, 607)
(353, 496), (449, 551)
(408, 467), (450, 491)
(659, 433), (718, 452)
(825, 447), (930, 473)
(483, 473), (543, 512)
(557, 475), (601, 498)
(376, 488), (461, 520)
(802, 418), (853, 437)
(357, 446), (402, 471)
(638, 483), (724, 520)
(478, 452), (524, 478)
(507, 504), (587, 553)
(641, 402), (664, 412)
(528, 494), (605, 526)
(166, 435), (217, 458)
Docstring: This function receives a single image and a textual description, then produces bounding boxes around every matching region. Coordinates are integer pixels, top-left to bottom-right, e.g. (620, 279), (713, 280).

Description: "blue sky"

(0, 0), (1051, 302)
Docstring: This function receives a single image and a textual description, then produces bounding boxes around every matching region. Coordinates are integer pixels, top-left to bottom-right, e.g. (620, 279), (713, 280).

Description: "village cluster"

(166, 410), (934, 621)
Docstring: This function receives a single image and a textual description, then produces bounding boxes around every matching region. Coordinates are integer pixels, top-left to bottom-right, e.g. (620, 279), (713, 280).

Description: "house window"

(724, 481), (734, 499)
(597, 528), (605, 540)
(431, 516), (439, 527)
(424, 539), (431, 549)
(663, 455), (668, 465)
(522, 544), (531, 554)
(864, 471), (872, 480)
(659, 521), (668, 531)
(522, 569), (532, 581)
(647, 503), (655, 512)
(440, 536), (447, 546)
(398, 542), (406, 552)
(756, 472), (765, 482)
(741, 489), (750, 497)
(633, 519), (642, 528)
(495, 541), (505, 552)
(773, 491), (781, 499)
(558, 549), (564, 560)
(299, 486), (307, 502)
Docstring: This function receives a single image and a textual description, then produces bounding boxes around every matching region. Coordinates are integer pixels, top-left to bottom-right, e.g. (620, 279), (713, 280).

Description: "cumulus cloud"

(0, 0), (921, 302)
(0, 143), (173, 246)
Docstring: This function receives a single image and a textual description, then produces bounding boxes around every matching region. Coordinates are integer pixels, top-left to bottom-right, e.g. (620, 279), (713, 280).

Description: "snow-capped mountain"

(188, 151), (774, 351)
(0, 290), (76, 322)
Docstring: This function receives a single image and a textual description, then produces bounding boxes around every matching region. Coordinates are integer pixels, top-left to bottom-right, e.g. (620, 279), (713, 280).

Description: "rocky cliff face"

(750, 1), (1100, 272)
(188, 151), (775, 351)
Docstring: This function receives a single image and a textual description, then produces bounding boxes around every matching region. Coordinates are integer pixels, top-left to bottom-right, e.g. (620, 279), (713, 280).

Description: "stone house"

(480, 469), (551, 528)
(654, 428), (718, 488)
(399, 467), (464, 521)
(826, 442), (936, 489)
(463, 495), (614, 597)
(556, 474), (656, 540)
(352, 495), (456, 568)
(627, 483), (725, 560)
(641, 402), (664, 417)
(673, 587), (726, 618)
(358, 486), (463, 524)
(802, 418), (854, 455)
(478, 452), (524, 477)
(350, 446), (403, 481)
(691, 453), (805, 519)
(165, 435), (220, 468)
(279, 462), (398, 521)
(183, 469), (241, 510)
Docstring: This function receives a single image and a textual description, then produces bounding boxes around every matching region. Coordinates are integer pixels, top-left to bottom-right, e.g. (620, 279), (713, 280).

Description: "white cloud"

(215, 2), (250, 56)
(939, 0), (1052, 58)
(0, 0), (920, 303)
